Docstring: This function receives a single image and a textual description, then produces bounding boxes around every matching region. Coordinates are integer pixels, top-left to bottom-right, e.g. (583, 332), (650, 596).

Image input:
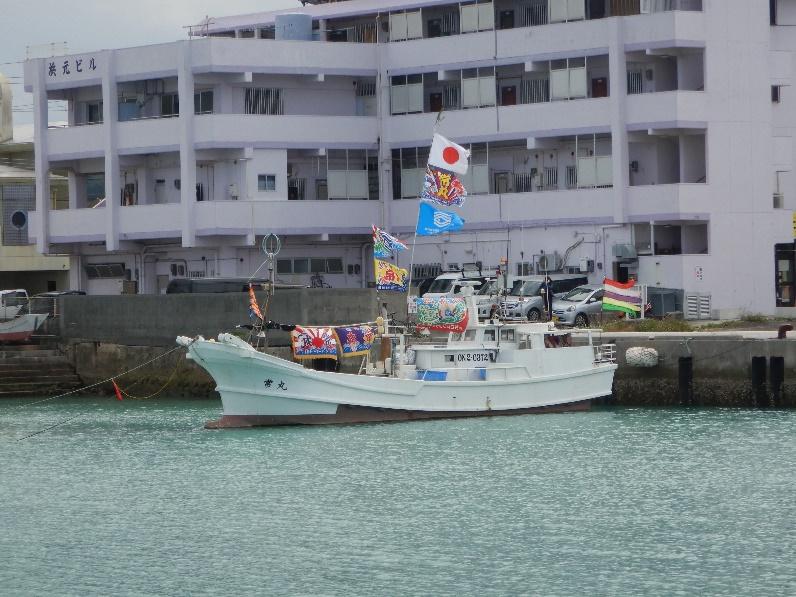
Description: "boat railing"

(594, 343), (617, 364)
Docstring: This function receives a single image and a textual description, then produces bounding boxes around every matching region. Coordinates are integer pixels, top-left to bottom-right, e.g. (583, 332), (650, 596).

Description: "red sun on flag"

(443, 146), (460, 165)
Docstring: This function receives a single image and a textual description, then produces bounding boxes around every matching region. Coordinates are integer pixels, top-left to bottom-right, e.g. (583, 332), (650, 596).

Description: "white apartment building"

(22, 0), (796, 317)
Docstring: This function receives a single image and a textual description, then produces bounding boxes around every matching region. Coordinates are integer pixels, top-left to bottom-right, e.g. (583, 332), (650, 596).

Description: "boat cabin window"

(518, 333), (531, 349)
(544, 334), (560, 348)
(444, 354), (454, 362)
(464, 330), (477, 341)
(500, 329), (515, 342)
(483, 329), (496, 342)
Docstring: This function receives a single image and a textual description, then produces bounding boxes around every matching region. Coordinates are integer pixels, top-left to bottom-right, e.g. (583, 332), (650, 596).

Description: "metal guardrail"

(595, 343), (617, 363)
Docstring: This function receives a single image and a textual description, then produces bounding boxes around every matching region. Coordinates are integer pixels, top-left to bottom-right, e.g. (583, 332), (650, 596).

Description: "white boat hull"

(186, 336), (616, 428)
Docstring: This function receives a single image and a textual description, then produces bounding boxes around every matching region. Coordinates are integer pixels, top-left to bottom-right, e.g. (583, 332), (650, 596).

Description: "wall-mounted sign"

(47, 56), (98, 78)
(695, 266), (704, 281)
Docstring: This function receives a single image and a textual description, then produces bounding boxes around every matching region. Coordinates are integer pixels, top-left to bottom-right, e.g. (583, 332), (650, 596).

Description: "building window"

(245, 88), (284, 115)
(194, 90), (214, 114)
(258, 174), (276, 192)
(277, 259), (292, 274)
(161, 93), (179, 117)
(275, 257), (345, 274)
(86, 101), (103, 125)
(86, 173), (105, 208)
(772, 85), (781, 103)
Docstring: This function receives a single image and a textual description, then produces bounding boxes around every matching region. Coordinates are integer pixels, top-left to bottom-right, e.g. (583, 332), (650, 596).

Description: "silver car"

(551, 285), (604, 327)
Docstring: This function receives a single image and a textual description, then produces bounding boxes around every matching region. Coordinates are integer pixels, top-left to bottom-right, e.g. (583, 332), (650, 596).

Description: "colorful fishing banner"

(375, 258), (409, 292)
(291, 326), (338, 360)
(248, 284), (263, 320)
(416, 201), (465, 236)
(333, 325), (377, 357)
(602, 278), (642, 315)
(429, 133), (470, 175)
(421, 165), (468, 207)
(372, 225), (408, 259)
(415, 297), (470, 333)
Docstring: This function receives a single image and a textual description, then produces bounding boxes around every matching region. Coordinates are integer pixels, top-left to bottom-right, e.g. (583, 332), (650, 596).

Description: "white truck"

(0, 289), (29, 321)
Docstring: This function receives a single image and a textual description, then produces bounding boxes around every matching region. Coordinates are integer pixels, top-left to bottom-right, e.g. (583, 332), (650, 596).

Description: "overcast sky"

(2, 0), (299, 129)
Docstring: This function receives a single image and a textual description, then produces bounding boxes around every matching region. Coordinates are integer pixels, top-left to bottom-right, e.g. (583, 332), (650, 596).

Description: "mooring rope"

(16, 414), (84, 441)
(15, 344), (191, 441)
(113, 355), (182, 400)
(17, 345), (186, 408)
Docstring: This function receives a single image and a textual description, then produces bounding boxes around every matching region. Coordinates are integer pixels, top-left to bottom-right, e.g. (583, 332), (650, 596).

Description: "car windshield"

(510, 281), (542, 297)
(427, 278), (454, 293)
(561, 287), (594, 302)
(477, 281), (497, 295)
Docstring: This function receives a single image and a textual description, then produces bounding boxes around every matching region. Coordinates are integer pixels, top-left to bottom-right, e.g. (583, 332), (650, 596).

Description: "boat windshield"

(510, 281), (542, 297)
(427, 278), (455, 293)
(560, 287), (594, 302)
(477, 280), (497, 295)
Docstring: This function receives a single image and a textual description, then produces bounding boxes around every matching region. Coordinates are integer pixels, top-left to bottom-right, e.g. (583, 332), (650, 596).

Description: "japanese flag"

(429, 134), (470, 175)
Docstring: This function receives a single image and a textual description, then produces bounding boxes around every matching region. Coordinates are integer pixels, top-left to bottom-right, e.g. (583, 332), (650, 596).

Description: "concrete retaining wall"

(57, 289), (406, 347)
(610, 335), (796, 407)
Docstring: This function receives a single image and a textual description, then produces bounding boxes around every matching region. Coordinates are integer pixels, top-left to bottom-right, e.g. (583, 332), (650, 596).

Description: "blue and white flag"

(373, 225), (408, 259)
(416, 201), (465, 236)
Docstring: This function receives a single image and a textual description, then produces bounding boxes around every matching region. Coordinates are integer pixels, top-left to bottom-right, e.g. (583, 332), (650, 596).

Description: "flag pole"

(406, 206), (422, 319)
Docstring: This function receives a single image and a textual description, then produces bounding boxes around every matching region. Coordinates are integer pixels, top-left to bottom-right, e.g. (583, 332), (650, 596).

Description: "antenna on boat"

(248, 233), (281, 349)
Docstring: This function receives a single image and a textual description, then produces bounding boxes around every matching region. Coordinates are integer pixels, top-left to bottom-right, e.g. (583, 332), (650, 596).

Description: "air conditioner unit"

(612, 244), (638, 261)
(537, 252), (562, 272)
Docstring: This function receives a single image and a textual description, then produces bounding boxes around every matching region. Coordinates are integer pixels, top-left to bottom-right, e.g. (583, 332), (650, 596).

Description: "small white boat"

(179, 291), (617, 428)
(0, 314), (47, 343)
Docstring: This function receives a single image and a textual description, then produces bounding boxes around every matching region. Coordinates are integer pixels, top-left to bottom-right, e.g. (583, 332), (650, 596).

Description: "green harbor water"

(1, 398), (795, 596)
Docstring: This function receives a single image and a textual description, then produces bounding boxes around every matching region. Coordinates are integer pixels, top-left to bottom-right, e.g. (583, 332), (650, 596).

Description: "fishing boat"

(178, 289), (617, 428)
(0, 313), (47, 343)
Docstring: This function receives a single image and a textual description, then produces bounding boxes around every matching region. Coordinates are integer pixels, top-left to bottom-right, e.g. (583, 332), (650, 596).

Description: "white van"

(424, 273), (489, 299)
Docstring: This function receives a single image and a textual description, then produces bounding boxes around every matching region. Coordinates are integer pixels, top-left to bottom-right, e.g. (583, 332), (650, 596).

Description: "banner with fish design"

(374, 259), (409, 292)
(291, 326), (338, 360)
(421, 165), (468, 208)
(373, 225), (408, 259)
(333, 325), (377, 357)
(415, 297), (470, 333)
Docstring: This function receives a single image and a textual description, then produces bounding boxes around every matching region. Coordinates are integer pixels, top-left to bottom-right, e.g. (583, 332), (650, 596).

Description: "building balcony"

(625, 90), (707, 127)
(194, 37), (379, 76)
(119, 204), (182, 240)
(385, 98), (610, 146)
(390, 188), (615, 233)
(627, 183), (711, 219)
(47, 125), (104, 160)
(623, 9), (705, 50)
(29, 207), (106, 244)
(194, 199), (382, 237)
(194, 114), (378, 149)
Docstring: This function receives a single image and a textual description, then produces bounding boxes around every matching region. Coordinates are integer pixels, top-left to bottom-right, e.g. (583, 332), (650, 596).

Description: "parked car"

(0, 289), (29, 320)
(410, 277), (436, 298)
(424, 272), (489, 299)
(476, 279), (503, 319)
(551, 285), (604, 327)
(501, 274), (589, 321)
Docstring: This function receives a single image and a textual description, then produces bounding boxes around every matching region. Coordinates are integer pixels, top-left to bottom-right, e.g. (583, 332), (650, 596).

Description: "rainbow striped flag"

(602, 278), (641, 315)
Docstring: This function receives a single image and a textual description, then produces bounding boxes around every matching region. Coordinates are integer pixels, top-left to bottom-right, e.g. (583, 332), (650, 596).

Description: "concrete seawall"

(64, 331), (796, 407)
(608, 333), (796, 407)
